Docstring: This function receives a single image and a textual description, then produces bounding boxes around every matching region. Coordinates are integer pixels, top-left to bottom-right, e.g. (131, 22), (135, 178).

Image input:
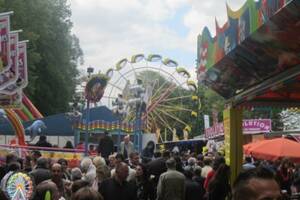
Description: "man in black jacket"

(29, 157), (52, 185)
(97, 131), (114, 158)
(99, 162), (137, 200)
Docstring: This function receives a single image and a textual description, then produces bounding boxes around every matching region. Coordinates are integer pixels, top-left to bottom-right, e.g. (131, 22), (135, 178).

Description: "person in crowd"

(201, 158), (212, 178)
(51, 163), (68, 199)
(17, 157), (24, 170)
(99, 162), (137, 200)
(72, 186), (103, 200)
(184, 157), (197, 172)
(196, 154), (204, 167)
(293, 163), (300, 180)
(153, 151), (162, 159)
(64, 140), (74, 149)
(80, 157), (97, 190)
(232, 167), (281, 200)
(69, 167), (82, 182)
(89, 144), (98, 157)
(33, 179), (60, 200)
(147, 150), (170, 185)
(29, 157), (52, 185)
(204, 156), (225, 190)
(184, 169), (203, 200)
(108, 154), (117, 170)
(120, 135), (134, 159)
(174, 155), (184, 173)
(135, 163), (155, 200)
(242, 156), (256, 171)
(181, 152), (190, 167)
(276, 158), (293, 195)
(24, 155), (32, 173)
(129, 152), (140, 169)
(141, 141), (155, 164)
(71, 167), (82, 181)
(71, 179), (89, 194)
(58, 158), (71, 180)
(291, 176), (300, 196)
(207, 163), (231, 200)
(0, 152), (18, 180)
(31, 150), (42, 167)
(97, 131), (114, 159)
(156, 158), (185, 200)
(76, 141), (85, 149)
(35, 135), (52, 147)
(111, 153), (136, 182)
(192, 166), (205, 199)
(93, 156), (111, 184)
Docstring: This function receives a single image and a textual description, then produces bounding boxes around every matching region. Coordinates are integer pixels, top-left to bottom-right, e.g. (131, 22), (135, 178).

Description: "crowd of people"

(0, 134), (300, 200)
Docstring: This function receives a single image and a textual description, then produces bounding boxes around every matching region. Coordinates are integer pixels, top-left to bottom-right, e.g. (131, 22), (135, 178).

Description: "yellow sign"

(223, 108), (243, 184)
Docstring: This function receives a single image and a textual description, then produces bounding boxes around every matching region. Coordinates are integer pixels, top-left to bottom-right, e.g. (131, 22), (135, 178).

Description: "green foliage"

(0, 0), (83, 115)
(199, 84), (225, 126)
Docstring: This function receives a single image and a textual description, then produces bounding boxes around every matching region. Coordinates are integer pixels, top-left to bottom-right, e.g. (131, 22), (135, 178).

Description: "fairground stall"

(197, 0), (300, 182)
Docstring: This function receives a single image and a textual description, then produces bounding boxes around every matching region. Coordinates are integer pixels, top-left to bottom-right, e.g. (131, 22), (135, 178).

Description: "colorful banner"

(205, 119), (272, 139)
(2, 40), (28, 94)
(0, 145), (84, 168)
(0, 12), (11, 73)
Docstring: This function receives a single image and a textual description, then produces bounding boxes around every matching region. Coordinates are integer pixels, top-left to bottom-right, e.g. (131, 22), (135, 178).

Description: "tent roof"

(197, 0), (300, 106)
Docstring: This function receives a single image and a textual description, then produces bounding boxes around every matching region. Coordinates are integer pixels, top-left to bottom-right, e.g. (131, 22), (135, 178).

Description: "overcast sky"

(70, 0), (246, 80)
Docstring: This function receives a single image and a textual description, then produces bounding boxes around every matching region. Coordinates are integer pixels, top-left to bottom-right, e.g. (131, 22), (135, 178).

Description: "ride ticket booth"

(197, 0), (300, 183)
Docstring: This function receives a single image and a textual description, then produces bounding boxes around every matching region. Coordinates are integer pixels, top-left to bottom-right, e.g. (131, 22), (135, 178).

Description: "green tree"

(0, 0), (83, 115)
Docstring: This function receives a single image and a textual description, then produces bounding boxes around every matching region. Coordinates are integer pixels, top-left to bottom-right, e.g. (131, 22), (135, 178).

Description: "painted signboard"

(205, 119), (271, 139)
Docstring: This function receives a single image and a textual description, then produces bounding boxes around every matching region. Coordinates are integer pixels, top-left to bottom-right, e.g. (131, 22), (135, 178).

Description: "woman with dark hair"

(58, 158), (71, 180)
(207, 164), (231, 200)
(135, 164), (155, 200)
(64, 140), (74, 149)
(141, 141), (155, 164)
(276, 158), (293, 195)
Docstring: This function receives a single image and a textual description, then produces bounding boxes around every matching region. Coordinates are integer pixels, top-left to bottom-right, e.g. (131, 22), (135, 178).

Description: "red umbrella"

(246, 137), (300, 163)
(243, 140), (267, 155)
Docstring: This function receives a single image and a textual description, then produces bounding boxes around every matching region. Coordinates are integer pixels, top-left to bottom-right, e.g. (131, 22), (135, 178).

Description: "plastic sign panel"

(205, 119), (272, 139)
(0, 31), (19, 91)
(2, 40), (28, 94)
(0, 12), (11, 73)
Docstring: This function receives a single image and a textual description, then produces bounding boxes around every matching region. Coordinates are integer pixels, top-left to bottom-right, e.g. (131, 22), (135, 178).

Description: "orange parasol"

(245, 138), (300, 163)
(243, 140), (268, 155)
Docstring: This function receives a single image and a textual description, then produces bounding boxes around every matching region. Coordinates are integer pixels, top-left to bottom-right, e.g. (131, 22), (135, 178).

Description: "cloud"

(70, 0), (246, 77)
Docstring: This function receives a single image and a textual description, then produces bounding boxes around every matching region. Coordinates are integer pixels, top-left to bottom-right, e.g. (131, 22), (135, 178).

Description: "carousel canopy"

(197, 0), (300, 107)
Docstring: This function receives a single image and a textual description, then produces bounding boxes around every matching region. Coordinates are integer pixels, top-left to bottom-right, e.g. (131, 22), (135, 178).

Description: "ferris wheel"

(101, 54), (198, 138)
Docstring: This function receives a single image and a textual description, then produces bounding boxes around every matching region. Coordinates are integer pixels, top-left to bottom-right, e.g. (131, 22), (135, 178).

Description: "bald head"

(51, 163), (62, 181)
